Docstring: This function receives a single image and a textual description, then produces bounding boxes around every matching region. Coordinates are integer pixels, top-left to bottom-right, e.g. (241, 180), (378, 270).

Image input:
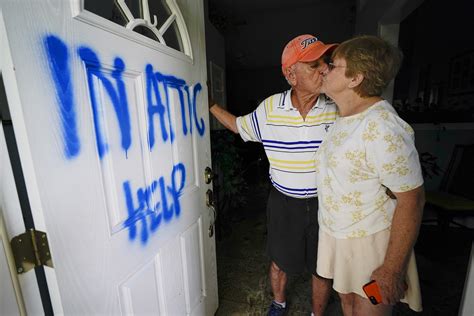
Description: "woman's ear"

(348, 73), (364, 89)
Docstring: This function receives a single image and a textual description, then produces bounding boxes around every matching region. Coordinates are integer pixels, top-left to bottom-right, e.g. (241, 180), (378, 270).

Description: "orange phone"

(362, 280), (382, 305)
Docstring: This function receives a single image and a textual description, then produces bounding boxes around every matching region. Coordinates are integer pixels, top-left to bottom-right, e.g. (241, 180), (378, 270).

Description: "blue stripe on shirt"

(281, 91), (287, 107)
(253, 112), (262, 141)
(266, 148), (319, 154)
(270, 178), (317, 193)
(271, 182), (318, 197)
(263, 139), (322, 145)
(264, 144), (320, 150)
(250, 112), (261, 141)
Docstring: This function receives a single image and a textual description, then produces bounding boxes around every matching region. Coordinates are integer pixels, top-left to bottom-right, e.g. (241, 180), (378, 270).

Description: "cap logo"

(301, 37), (318, 49)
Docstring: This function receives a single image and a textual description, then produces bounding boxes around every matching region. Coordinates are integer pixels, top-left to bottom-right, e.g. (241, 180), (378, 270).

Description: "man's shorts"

(266, 187), (319, 275)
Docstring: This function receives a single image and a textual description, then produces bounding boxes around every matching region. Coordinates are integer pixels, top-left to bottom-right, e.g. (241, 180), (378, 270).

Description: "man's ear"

(348, 73), (364, 89)
(284, 66), (297, 86)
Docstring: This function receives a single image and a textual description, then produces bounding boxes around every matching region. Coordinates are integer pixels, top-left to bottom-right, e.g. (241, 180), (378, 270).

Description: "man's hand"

(370, 265), (407, 305)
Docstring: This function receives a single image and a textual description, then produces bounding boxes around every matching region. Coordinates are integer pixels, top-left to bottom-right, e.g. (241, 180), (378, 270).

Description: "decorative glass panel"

(163, 21), (182, 52)
(124, 0), (143, 20)
(84, 1), (127, 26)
(148, 0), (172, 29)
(83, 0), (191, 57)
(134, 25), (159, 41)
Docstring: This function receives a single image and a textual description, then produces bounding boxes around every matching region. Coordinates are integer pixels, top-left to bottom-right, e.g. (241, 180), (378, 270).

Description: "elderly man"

(209, 34), (337, 316)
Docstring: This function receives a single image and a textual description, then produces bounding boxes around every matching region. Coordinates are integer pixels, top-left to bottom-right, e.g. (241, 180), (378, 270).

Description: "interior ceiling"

(208, 0), (352, 30)
(208, 0), (357, 70)
(210, 0), (320, 15)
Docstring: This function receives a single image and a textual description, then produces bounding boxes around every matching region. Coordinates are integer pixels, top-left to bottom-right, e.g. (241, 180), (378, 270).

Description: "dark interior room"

(204, 0), (474, 314)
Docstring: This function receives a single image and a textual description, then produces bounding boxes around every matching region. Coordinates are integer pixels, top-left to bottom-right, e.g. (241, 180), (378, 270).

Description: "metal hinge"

(10, 229), (53, 274)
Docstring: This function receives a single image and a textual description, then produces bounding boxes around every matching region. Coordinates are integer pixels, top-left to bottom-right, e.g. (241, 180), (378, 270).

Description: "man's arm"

(370, 185), (425, 305)
(209, 104), (239, 134)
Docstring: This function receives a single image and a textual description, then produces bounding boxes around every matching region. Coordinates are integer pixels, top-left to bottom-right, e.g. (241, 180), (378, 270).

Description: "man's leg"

(266, 188), (306, 314)
(306, 197), (332, 315)
(312, 274), (332, 315)
(270, 261), (288, 303)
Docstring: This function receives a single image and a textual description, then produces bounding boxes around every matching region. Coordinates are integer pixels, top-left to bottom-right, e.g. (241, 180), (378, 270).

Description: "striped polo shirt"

(236, 89), (337, 199)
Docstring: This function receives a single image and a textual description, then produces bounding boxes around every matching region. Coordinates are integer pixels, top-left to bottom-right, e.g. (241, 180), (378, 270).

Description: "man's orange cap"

(281, 34), (338, 71)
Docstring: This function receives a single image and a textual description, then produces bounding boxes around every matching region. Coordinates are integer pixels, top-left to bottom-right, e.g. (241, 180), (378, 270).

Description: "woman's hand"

(370, 265), (407, 305)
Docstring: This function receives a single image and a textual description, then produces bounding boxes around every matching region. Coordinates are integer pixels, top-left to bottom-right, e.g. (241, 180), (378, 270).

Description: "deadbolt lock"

(204, 167), (214, 184)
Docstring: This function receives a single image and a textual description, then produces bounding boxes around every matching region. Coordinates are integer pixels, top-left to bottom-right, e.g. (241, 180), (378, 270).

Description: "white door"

(0, 0), (217, 315)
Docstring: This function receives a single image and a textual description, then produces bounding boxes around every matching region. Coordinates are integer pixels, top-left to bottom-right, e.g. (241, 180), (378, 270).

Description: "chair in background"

(424, 144), (474, 230)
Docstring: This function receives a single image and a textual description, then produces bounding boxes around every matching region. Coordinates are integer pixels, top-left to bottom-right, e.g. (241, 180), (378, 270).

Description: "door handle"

(208, 205), (217, 238)
(206, 189), (216, 237)
(205, 189), (214, 207)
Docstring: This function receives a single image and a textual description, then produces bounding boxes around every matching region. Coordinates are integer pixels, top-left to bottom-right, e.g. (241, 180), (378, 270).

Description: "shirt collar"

(282, 89), (326, 111)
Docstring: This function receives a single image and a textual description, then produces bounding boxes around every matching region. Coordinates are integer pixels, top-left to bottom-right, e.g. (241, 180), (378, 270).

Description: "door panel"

(0, 0), (216, 314)
(119, 257), (163, 315)
(181, 219), (205, 313)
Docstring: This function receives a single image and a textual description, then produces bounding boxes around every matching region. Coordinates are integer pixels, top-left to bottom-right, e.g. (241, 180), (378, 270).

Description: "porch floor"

(214, 183), (473, 316)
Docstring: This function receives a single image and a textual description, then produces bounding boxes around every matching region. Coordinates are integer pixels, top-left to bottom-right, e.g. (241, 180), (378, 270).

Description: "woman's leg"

(339, 293), (354, 316)
(339, 292), (392, 316)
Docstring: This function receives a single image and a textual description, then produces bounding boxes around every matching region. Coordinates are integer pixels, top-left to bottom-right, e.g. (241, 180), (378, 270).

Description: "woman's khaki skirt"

(316, 228), (422, 312)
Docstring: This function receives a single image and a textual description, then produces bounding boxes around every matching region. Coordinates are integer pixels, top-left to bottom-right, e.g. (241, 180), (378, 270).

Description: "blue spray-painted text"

(44, 35), (205, 160)
(123, 163), (186, 244)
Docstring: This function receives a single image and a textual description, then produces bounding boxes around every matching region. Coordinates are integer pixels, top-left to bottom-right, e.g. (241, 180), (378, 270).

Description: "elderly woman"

(315, 35), (425, 315)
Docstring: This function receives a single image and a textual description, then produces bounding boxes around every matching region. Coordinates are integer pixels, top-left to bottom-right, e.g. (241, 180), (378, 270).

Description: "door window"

(84, 0), (185, 54)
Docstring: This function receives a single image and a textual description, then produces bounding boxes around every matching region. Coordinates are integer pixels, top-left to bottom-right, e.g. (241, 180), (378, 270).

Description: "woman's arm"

(371, 185), (425, 305)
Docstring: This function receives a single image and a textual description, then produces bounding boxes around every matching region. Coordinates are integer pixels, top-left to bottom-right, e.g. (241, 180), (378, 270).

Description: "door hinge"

(10, 229), (53, 274)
